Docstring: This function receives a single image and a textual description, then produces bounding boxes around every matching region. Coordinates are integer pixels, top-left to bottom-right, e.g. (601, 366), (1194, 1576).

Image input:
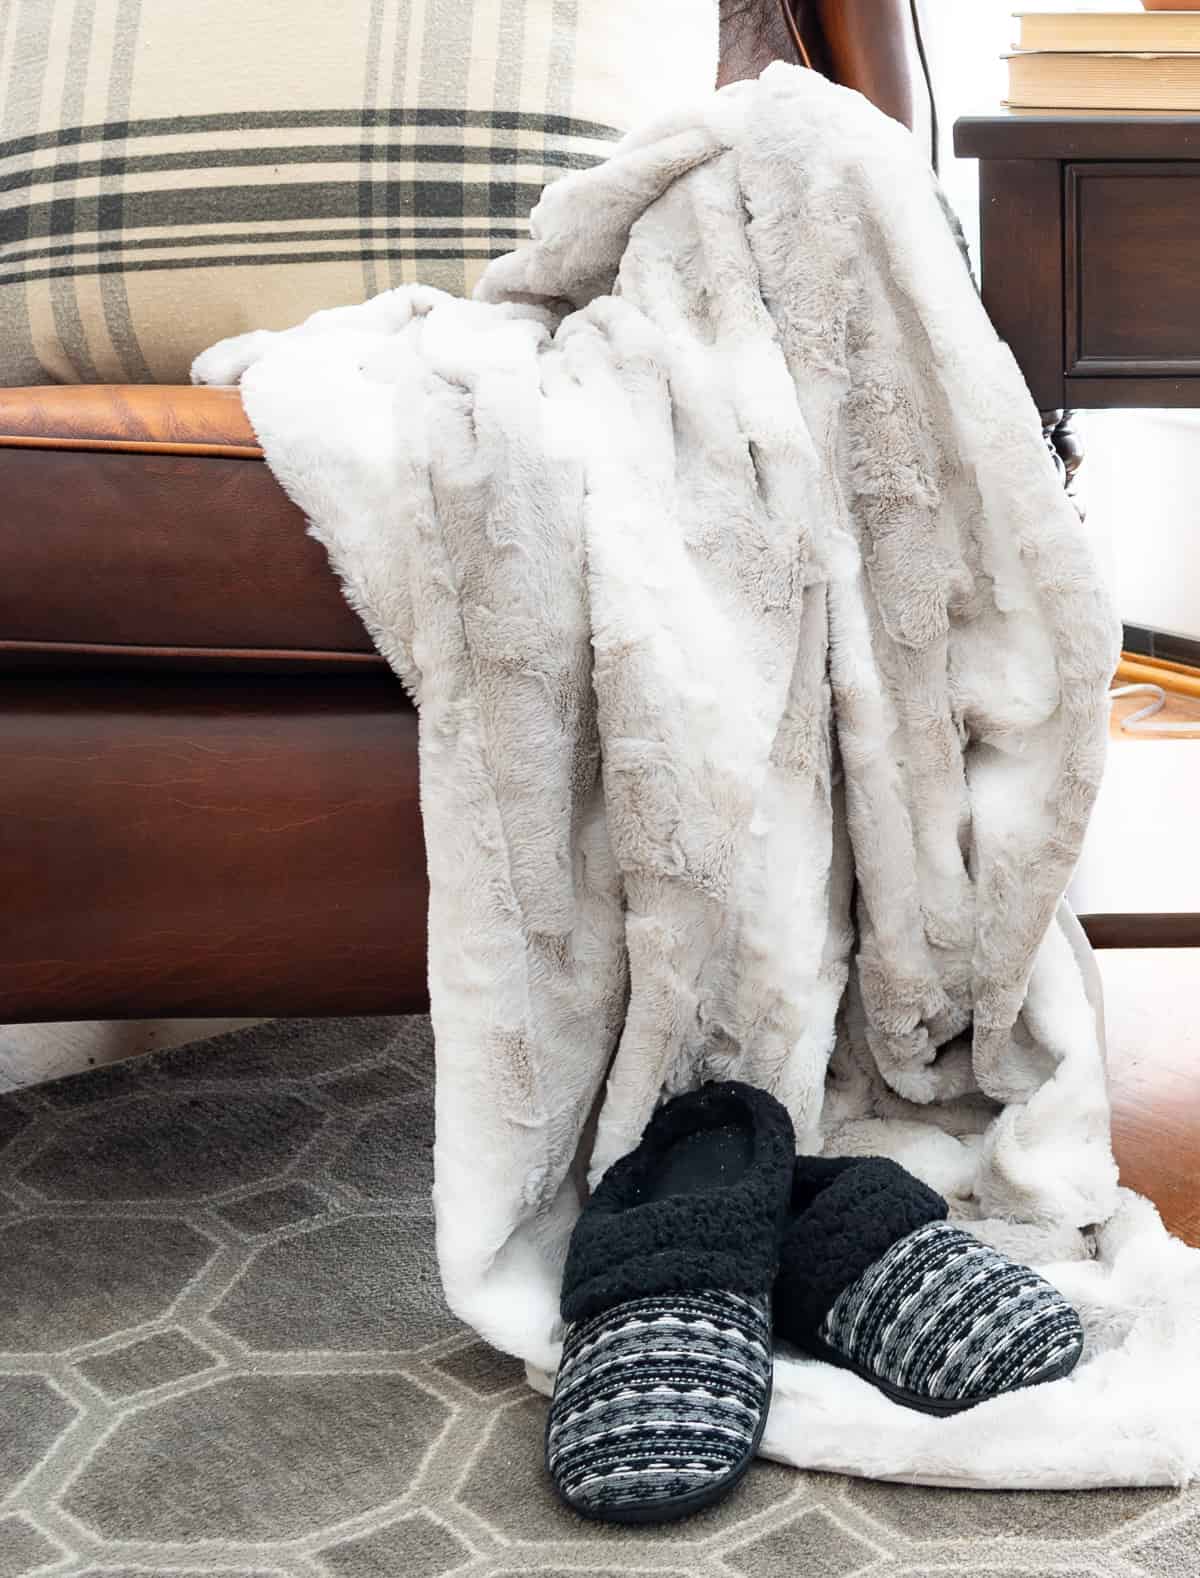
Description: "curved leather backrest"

(720, 0), (934, 159)
(812, 0), (934, 156)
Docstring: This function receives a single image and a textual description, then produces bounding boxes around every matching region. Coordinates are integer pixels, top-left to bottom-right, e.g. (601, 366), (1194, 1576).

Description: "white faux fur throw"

(194, 65), (1200, 1489)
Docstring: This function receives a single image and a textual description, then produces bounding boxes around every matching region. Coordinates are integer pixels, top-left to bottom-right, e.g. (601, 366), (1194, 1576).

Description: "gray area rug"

(0, 1015), (1196, 1578)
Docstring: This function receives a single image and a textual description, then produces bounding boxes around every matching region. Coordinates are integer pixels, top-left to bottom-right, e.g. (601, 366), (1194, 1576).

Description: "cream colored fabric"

(0, 0), (717, 384)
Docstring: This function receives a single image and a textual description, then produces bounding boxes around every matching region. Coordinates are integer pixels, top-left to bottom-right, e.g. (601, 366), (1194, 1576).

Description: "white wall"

(921, 0), (1200, 641)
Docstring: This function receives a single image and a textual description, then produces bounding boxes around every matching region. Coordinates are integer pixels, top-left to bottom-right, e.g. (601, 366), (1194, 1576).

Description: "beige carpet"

(0, 1015), (1196, 1577)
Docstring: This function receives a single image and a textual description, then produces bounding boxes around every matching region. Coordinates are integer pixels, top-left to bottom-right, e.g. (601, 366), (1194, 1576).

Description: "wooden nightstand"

(954, 111), (1200, 949)
(954, 112), (1200, 504)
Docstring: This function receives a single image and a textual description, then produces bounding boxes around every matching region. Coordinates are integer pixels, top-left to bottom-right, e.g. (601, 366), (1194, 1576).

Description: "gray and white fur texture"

(194, 65), (1200, 1489)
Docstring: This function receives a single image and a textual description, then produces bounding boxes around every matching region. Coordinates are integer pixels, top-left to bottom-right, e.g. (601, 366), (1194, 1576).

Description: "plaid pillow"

(0, 0), (718, 384)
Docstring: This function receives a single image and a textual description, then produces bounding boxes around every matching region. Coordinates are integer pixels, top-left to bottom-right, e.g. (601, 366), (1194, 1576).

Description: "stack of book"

(1007, 10), (1200, 109)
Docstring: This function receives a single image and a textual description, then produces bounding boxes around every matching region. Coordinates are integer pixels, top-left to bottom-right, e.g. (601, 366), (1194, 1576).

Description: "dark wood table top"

(955, 109), (1200, 160)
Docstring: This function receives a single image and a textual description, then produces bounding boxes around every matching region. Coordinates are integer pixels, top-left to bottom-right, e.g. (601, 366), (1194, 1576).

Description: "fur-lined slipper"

(775, 1155), (1085, 1416)
(546, 1081), (795, 1524)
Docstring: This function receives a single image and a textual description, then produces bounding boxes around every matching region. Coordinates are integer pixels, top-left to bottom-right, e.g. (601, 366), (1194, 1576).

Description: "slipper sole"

(807, 1331), (1082, 1416)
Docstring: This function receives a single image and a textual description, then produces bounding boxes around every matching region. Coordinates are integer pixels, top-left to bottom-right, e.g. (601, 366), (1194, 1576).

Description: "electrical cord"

(778, 0), (814, 68)
(1109, 682), (1200, 736)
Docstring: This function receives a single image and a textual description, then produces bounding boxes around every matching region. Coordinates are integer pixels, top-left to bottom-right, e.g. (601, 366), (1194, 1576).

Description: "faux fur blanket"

(194, 65), (1200, 1489)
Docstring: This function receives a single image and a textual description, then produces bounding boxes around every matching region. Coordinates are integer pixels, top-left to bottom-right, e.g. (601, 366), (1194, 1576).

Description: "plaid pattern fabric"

(0, 0), (718, 384)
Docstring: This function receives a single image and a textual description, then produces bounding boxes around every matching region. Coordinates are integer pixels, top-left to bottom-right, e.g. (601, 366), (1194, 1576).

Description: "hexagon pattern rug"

(0, 1016), (1197, 1577)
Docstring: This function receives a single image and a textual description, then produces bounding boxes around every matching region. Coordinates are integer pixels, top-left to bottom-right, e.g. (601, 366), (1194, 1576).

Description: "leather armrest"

(0, 384), (377, 667)
(0, 384), (258, 458)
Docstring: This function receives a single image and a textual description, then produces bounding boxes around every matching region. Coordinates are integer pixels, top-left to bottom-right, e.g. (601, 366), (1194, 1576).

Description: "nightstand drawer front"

(1067, 163), (1200, 376)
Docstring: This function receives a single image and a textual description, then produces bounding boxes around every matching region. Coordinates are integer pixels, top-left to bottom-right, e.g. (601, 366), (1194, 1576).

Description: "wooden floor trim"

(1115, 651), (1200, 701)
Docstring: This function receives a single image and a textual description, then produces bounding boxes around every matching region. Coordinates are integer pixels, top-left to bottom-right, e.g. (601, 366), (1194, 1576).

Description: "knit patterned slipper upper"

(774, 1156), (1085, 1415)
(546, 1081), (795, 1524)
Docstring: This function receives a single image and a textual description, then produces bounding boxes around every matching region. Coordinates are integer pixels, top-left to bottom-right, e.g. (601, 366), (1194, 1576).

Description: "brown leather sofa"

(0, 1), (935, 1022)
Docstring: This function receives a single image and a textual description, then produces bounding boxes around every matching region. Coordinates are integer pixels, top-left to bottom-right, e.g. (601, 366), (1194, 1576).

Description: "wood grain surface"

(1100, 949), (1200, 1247)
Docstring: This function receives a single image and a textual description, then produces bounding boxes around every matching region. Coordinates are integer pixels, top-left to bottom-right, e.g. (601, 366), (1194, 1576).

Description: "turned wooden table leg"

(1041, 407), (1084, 519)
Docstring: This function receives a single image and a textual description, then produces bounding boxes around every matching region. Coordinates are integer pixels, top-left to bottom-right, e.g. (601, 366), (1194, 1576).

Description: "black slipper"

(774, 1155), (1085, 1416)
(546, 1081), (795, 1525)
